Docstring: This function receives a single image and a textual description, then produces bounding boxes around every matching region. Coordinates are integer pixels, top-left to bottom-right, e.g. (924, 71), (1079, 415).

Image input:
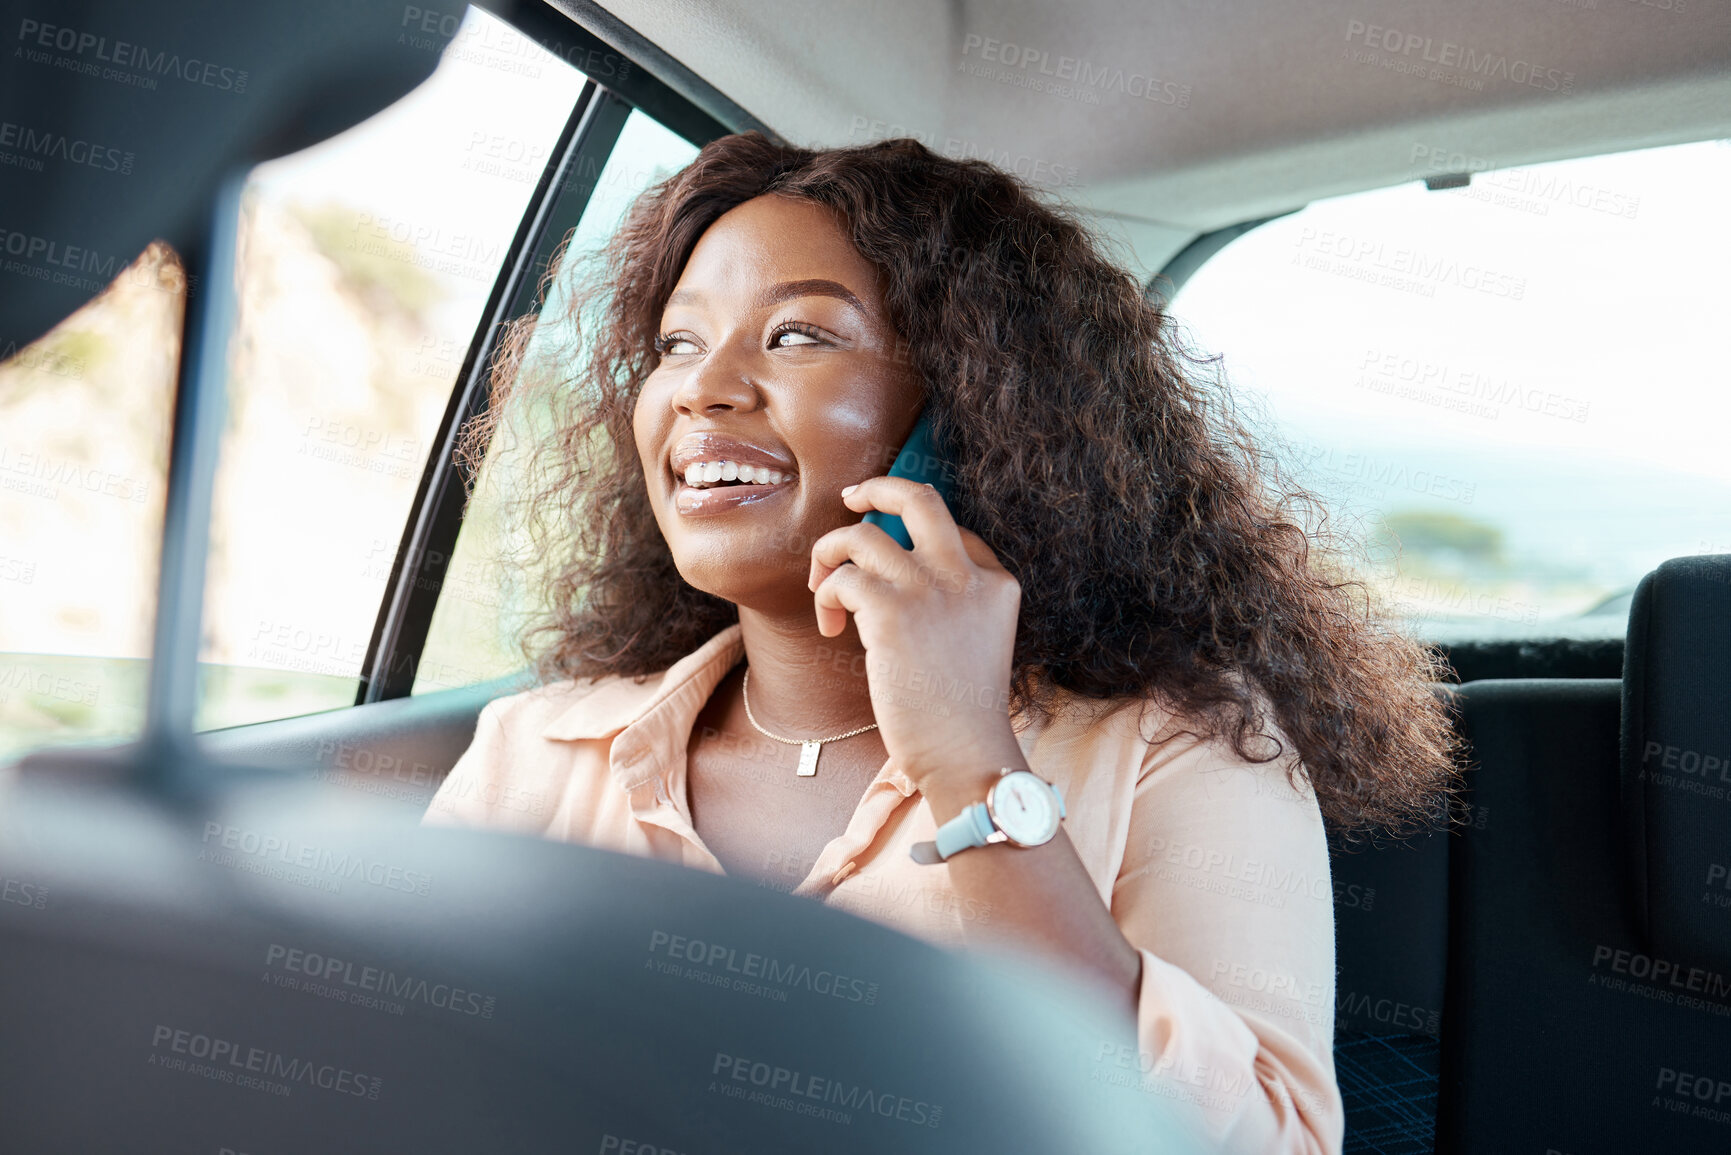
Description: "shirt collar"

(540, 623), (745, 742)
(538, 622), (1062, 799)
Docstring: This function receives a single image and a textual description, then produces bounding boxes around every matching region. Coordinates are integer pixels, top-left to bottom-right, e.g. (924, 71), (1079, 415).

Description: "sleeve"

(421, 698), (554, 837)
(1108, 725), (1344, 1155)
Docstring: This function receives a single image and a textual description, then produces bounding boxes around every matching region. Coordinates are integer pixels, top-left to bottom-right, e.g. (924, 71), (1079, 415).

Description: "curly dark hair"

(460, 131), (1460, 835)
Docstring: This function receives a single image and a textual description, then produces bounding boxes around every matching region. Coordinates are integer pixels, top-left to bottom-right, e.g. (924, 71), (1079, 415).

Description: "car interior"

(2, 0), (1729, 1151)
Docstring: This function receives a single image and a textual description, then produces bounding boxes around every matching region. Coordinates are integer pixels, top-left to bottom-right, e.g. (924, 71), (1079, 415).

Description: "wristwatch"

(910, 768), (1067, 864)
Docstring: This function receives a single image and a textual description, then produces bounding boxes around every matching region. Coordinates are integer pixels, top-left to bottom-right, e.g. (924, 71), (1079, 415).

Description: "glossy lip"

(674, 482), (792, 516)
(667, 430), (798, 517)
(669, 431), (796, 479)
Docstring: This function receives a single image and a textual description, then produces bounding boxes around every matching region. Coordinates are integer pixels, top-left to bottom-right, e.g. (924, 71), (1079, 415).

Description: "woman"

(426, 132), (1457, 1153)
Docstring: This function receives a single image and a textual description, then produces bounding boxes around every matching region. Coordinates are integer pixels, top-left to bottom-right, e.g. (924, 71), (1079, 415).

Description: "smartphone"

(862, 410), (957, 549)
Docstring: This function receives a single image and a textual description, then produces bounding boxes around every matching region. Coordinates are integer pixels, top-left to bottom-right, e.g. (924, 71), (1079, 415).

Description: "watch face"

(991, 772), (1059, 845)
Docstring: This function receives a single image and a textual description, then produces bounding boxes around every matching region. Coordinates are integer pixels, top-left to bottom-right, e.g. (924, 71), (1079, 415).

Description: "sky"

(1170, 139), (1731, 592)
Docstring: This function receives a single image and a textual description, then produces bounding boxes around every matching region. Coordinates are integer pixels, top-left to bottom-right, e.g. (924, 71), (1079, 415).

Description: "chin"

(691, 573), (823, 622)
(668, 544), (790, 613)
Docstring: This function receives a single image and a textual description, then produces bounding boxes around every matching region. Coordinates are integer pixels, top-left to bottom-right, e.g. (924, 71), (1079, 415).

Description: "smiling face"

(634, 194), (925, 615)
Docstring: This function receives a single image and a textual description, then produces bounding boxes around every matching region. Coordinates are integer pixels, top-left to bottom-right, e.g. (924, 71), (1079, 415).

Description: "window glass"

(193, 6), (585, 728)
(0, 244), (183, 764)
(413, 110), (699, 693)
(1170, 139), (1731, 642)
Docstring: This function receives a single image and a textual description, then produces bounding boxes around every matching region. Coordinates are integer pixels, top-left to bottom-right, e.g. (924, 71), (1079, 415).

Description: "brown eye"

(654, 332), (701, 356)
(770, 322), (824, 347)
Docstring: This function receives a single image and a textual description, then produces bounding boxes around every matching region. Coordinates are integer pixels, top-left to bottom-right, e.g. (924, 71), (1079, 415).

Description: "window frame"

(1147, 211), (1297, 306)
(354, 1), (754, 705)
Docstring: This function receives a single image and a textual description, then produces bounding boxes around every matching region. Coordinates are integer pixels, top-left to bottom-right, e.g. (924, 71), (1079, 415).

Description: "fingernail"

(840, 484), (858, 497)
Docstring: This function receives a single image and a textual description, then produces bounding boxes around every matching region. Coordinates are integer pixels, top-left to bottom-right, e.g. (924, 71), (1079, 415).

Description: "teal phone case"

(862, 411), (956, 549)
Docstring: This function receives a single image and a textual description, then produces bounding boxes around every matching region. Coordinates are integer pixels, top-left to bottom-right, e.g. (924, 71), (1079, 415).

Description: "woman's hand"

(809, 480), (1143, 1027)
(806, 478), (1026, 789)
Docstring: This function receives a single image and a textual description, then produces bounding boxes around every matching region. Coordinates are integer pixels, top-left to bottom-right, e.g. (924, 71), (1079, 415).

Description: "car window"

(0, 6), (587, 761)
(1169, 139), (1731, 643)
(0, 244), (183, 764)
(412, 110), (700, 693)
(188, 6), (587, 730)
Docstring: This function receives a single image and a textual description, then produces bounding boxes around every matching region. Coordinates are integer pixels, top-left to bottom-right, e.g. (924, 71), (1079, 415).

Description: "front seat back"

(1438, 555), (1731, 1154)
(1621, 554), (1731, 974)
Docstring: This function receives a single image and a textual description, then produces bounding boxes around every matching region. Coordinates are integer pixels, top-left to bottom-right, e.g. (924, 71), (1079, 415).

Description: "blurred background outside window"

(411, 109), (698, 694)
(1170, 139), (1731, 643)
(0, 7), (584, 759)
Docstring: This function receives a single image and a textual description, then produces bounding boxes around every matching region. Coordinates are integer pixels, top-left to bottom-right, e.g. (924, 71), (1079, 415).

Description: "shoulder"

(472, 667), (674, 745)
(1032, 680), (1315, 806)
(474, 676), (621, 733)
(477, 623), (744, 743)
(427, 674), (648, 832)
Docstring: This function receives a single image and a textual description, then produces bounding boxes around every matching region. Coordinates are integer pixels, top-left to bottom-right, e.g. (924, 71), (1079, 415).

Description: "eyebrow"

(664, 278), (867, 315)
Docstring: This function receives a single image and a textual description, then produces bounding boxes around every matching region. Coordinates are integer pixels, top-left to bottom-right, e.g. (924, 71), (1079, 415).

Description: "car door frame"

(351, 1), (766, 707)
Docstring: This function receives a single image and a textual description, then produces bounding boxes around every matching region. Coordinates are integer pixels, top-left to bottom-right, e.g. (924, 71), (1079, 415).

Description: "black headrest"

(1620, 554), (1731, 971)
(0, 0), (454, 353)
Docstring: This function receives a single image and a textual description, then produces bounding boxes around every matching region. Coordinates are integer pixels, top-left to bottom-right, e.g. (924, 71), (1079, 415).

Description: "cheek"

(805, 371), (913, 449)
(833, 379), (922, 470)
(824, 399), (882, 444)
(632, 387), (665, 472)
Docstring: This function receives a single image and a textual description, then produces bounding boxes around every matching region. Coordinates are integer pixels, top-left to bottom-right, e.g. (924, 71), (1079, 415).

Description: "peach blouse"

(423, 623), (1343, 1153)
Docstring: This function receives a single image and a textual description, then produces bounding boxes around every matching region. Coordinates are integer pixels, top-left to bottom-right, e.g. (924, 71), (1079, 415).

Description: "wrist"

(915, 762), (1067, 864)
(917, 766), (1008, 826)
(907, 733), (1030, 822)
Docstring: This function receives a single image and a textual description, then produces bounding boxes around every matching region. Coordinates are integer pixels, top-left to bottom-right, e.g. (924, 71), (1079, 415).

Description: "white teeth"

(678, 459), (792, 488)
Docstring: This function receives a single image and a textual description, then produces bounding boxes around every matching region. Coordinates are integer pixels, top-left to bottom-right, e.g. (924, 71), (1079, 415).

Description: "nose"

(671, 338), (761, 417)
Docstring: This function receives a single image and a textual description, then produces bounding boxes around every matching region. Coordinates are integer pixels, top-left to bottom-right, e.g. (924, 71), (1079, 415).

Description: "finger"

(810, 556), (883, 638)
(808, 522), (901, 594)
(955, 527), (1008, 573)
(840, 477), (967, 567)
(809, 522), (965, 594)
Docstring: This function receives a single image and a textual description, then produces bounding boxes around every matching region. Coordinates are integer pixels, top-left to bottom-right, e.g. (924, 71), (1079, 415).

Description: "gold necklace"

(740, 666), (879, 777)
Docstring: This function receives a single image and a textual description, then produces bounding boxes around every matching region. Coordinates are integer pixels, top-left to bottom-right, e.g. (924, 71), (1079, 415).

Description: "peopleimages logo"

(1141, 835), (1333, 902)
(1338, 991), (1441, 1035)
(0, 663), (100, 707)
(960, 33), (1191, 107)
(1655, 1065), (1731, 1127)
(199, 822), (433, 896)
(15, 18), (250, 93)
(264, 944), (496, 1018)
(648, 930), (879, 1005)
(0, 441), (151, 503)
(0, 119), (134, 174)
(0, 228), (126, 288)
(1641, 741), (1730, 784)
(1343, 20), (1574, 93)
(0, 338), (86, 379)
(1356, 348), (1591, 424)
(1591, 944), (1731, 1002)
(1293, 227), (1527, 301)
(711, 1052), (942, 1128)
(1, 872), (48, 910)
(149, 1025), (381, 1099)
(1287, 440), (1478, 505)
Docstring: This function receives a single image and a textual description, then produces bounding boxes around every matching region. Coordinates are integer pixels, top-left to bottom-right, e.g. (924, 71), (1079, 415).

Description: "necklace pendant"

(796, 740), (822, 778)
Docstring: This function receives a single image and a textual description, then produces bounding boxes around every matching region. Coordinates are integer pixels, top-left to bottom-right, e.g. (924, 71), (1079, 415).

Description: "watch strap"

(933, 801), (996, 860)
